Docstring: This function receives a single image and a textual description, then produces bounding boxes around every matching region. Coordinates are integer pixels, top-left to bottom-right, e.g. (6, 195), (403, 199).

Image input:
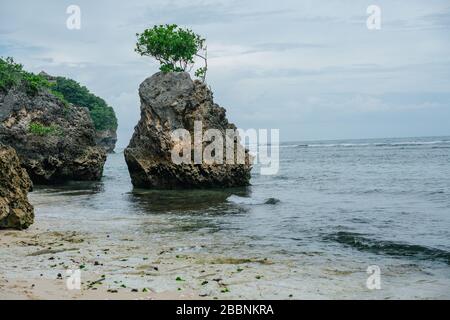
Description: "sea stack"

(125, 72), (252, 188)
(0, 143), (34, 229)
(0, 86), (106, 183)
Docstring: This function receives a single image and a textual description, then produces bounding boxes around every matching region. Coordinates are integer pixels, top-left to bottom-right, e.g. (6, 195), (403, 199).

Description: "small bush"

(23, 72), (51, 95)
(0, 57), (22, 91)
(28, 122), (61, 136)
(50, 90), (69, 106)
(0, 57), (51, 95)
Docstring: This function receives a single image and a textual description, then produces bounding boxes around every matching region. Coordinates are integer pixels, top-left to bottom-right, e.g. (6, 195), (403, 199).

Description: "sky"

(1, 0), (449, 147)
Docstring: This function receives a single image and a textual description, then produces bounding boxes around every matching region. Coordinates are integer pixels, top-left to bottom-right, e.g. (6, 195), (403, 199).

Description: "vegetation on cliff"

(0, 57), (52, 95)
(28, 122), (62, 136)
(51, 77), (118, 131)
(0, 57), (107, 183)
(0, 57), (117, 132)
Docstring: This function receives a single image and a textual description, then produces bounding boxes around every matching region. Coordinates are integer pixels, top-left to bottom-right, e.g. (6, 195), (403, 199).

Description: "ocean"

(26, 135), (450, 299)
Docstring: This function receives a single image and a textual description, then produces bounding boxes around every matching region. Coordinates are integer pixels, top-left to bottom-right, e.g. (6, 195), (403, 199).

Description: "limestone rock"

(0, 87), (106, 183)
(125, 72), (252, 188)
(95, 128), (117, 153)
(0, 143), (34, 229)
(39, 71), (118, 153)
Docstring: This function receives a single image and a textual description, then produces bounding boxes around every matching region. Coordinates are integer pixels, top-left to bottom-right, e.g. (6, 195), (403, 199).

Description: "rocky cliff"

(124, 72), (252, 188)
(0, 87), (106, 183)
(0, 143), (34, 229)
(47, 74), (118, 153)
(95, 128), (117, 153)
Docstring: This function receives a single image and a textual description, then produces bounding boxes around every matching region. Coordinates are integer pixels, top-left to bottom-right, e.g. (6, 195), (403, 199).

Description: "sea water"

(27, 136), (450, 299)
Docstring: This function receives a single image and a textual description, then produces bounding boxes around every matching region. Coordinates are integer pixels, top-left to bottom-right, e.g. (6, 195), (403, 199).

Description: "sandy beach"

(0, 216), (287, 300)
(0, 224), (192, 300)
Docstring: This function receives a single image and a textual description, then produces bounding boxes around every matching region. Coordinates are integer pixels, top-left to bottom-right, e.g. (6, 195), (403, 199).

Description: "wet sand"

(2, 213), (449, 299)
(0, 224), (191, 299)
(0, 218), (288, 300)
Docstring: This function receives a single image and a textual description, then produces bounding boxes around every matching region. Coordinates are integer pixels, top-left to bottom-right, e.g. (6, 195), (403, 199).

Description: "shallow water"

(26, 136), (450, 298)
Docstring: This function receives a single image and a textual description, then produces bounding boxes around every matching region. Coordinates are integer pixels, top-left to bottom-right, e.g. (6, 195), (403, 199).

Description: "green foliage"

(194, 66), (207, 79)
(28, 122), (61, 136)
(23, 72), (51, 95)
(51, 77), (118, 131)
(89, 105), (118, 131)
(1, 57), (117, 132)
(0, 57), (23, 91)
(135, 24), (208, 80)
(159, 64), (184, 73)
(49, 89), (69, 106)
(0, 57), (51, 95)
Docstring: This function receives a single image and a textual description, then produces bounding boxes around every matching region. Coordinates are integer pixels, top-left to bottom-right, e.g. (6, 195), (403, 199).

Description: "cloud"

(126, 1), (289, 27)
(0, 0), (449, 143)
(421, 10), (450, 28)
(382, 6), (450, 31)
(241, 42), (327, 54)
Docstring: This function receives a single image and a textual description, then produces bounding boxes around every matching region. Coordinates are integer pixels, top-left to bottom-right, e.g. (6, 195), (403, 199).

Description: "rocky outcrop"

(39, 72), (118, 153)
(125, 72), (252, 188)
(95, 129), (117, 153)
(0, 143), (34, 229)
(0, 87), (106, 184)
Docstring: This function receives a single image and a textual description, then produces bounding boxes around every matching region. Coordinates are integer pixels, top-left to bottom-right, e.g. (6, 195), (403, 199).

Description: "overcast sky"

(1, 0), (449, 147)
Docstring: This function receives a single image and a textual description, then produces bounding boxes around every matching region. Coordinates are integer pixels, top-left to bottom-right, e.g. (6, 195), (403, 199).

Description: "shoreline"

(3, 214), (449, 300)
(0, 215), (288, 300)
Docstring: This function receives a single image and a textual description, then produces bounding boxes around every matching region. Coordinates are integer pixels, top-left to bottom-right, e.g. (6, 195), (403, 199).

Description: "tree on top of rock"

(135, 24), (208, 81)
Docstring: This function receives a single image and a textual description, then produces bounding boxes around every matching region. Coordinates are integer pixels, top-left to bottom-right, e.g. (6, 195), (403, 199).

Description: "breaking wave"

(278, 140), (450, 149)
(326, 231), (450, 265)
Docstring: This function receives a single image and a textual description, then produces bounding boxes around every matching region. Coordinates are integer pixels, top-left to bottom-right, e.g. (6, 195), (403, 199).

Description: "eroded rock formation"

(125, 72), (252, 188)
(0, 87), (106, 183)
(0, 143), (34, 229)
(95, 128), (117, 153)
(39, 71), (118, 153)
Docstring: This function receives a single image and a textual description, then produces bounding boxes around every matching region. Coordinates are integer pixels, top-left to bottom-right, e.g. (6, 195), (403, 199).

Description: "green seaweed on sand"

(209, 257), (272, 265)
